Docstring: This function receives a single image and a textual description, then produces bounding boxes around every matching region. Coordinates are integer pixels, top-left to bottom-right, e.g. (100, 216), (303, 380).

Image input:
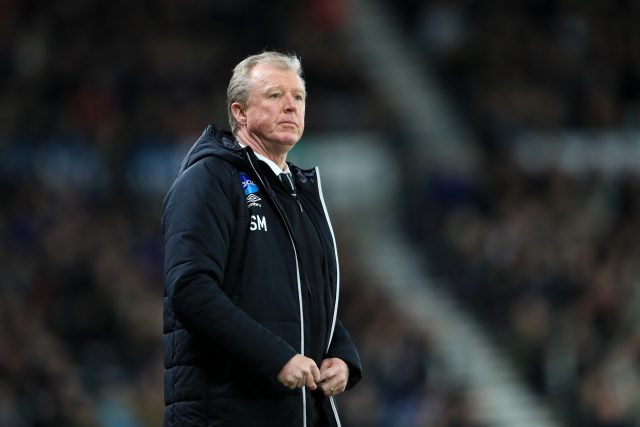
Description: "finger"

(322, 360), (348, 385)
(322, 382), (336, 396)
(284, 379), (295, 389)
(326, 382), (346, 396)
(319, 366), (337, 382)
(297, 374), (306, 388)
(319, 358), (333, 372)
(322, 374), (346, 393)
(304, 372), (317, 390)
(311, 364), (321, 384)
(287, 375), (298, 389)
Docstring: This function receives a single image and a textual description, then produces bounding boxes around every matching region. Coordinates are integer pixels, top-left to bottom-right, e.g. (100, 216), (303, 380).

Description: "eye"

(269, 93), (281, 99)
(294, 94), (304, 101)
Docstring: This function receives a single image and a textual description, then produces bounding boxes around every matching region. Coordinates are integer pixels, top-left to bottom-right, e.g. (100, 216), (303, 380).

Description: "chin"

(276, 134), (301, 146)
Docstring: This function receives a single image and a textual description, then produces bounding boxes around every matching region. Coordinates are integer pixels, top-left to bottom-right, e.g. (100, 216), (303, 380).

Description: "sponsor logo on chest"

(239, 172), (262, 208)
(240, 172), (268, 231)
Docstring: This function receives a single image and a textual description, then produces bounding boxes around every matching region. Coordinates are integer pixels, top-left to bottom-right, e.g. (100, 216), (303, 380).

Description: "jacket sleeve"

(326, 319), (362, 390)
(163, 158), (296, 381)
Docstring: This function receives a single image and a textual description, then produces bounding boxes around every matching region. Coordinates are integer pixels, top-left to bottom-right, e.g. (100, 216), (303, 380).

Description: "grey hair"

(227, 51), (305, 135)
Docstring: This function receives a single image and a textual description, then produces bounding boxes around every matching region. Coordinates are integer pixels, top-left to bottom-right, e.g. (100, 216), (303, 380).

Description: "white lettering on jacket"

(250, 215), (267, 231)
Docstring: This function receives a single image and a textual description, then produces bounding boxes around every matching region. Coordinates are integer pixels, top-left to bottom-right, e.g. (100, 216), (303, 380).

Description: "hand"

(318, 358), (349, 397)
(277, 354), (321, 390)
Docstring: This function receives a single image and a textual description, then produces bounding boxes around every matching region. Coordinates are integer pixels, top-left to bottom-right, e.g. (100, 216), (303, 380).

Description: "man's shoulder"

(166, 156), (243, 205)
(181, 155), (240, 182)
(200, 155), (241, 175)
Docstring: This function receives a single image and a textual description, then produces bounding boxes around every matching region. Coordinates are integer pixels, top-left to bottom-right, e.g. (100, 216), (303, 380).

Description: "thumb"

(305, 372), (317, 390)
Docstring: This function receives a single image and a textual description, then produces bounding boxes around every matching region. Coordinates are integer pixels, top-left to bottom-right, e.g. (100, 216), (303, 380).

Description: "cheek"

(259, 107), (280, 123)
(249, 109), (276, 129)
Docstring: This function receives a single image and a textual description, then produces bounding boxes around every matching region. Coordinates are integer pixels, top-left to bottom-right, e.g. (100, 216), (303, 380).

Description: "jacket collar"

(237, 142), (291, 176)
(178, 124), (244, 174)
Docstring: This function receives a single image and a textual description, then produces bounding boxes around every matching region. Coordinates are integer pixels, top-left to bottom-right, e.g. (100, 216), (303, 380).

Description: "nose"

(283, 93), (297, 112)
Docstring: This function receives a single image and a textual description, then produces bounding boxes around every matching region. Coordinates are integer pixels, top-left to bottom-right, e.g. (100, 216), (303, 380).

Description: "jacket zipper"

(315, 167), (342, 427)
(246, 154), (308, 427)
(283, 172), (304, 213)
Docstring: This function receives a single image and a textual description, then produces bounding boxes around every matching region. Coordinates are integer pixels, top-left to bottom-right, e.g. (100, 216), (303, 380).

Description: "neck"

(236, 129), (287, 170)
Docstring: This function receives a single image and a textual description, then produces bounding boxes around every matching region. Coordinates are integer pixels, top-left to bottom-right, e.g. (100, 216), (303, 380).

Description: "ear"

(231, 102), (247, 127)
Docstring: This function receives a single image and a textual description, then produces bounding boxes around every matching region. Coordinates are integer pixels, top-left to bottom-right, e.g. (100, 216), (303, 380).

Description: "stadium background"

(1, 0), (639, 426)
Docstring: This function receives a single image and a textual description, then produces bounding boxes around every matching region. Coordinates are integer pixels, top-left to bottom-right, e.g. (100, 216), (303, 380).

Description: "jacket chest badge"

(240, 172), (262, 208)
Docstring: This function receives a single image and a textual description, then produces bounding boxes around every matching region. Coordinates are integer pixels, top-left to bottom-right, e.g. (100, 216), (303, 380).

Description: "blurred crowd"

(0, 0), (381, 144)
(394, 0), (640, 140)
(0, 1), (482, 427)
(396, 1), (640, 426)
(337, 231), (487, 427)
(1, 170), (164, 426)
(412, 160), (640, 427)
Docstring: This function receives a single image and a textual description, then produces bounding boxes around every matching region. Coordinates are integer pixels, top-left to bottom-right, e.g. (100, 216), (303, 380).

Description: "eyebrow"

(263, 84), (306, 96)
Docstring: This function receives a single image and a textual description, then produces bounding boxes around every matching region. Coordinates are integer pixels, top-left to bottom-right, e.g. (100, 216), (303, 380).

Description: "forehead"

(249, 63), (305, 92)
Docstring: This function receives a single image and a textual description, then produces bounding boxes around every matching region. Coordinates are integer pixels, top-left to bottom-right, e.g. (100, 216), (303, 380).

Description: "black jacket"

(162, 125), (362, 427)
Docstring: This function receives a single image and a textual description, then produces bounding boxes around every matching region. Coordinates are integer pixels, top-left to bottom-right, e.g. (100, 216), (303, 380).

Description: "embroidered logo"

(246, 193), (262, 208)
(239, 172), (258, 195)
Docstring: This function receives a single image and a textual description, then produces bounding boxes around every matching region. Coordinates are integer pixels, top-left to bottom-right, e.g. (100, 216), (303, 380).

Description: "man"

(162, 51), (362, 427)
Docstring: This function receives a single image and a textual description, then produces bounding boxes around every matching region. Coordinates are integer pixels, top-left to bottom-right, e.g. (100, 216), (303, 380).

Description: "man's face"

(238, 63), (306, 151)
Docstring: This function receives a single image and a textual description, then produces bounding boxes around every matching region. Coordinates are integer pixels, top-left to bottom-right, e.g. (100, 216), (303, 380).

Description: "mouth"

(279, 121), (298, 127)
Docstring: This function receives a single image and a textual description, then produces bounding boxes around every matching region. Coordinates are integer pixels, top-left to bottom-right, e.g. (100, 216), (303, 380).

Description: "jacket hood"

(178, 124), (244, 174)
